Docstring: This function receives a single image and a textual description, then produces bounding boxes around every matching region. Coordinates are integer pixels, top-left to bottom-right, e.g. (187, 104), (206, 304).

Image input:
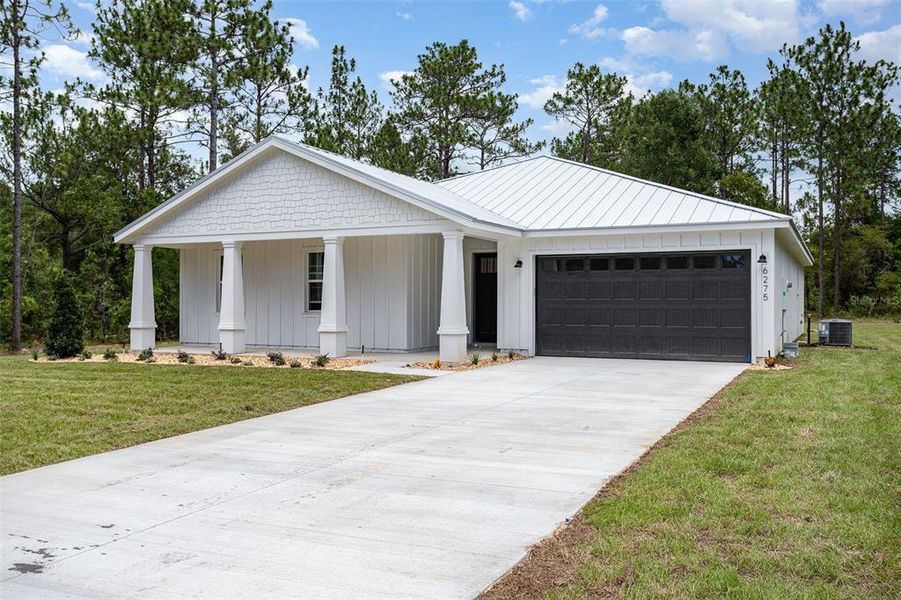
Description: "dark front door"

(474, 253), (498, 343)
(535, 251), (752, 362)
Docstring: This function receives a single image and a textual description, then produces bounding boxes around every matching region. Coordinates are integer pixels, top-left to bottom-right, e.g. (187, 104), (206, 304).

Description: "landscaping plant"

(103, 348), (118, 362)
(137, 348), (154, 362)
(491, 352), (498, 362)
(289, 359), (303, 369)
(211, 349), (228, 361)
(45, 274), (85, 359)
(313, 354), (330, 367)
(80, 350), (92, 361)
(176, 350), (191, 363)
(469, 353), (481, 365)
(267, 351), (286, 366)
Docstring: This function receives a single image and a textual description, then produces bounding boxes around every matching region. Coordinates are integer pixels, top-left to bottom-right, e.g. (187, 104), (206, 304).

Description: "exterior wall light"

(757, 254), (767, 264)
(514, 259), (523, 268)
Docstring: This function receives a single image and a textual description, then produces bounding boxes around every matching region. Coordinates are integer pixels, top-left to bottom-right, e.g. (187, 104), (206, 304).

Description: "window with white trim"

(307, 252), (324, 311)
(216, 255), (224, 313)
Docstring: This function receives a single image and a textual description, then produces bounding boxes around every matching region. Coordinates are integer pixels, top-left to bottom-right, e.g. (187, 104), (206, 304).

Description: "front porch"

(128, 232), (499, 363)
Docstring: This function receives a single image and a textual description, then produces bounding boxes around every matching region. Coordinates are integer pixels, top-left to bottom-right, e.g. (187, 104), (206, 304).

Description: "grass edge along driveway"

(0, 358), (419, 475)
(482, 320), (900, 600)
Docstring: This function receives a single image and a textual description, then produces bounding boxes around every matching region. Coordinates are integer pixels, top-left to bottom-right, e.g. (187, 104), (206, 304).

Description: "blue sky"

(38, 0), (901, 148)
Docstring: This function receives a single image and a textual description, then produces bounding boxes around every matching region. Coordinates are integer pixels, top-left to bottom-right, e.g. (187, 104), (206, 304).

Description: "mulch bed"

(35, 351), (373, 370)
(407, 352), (527, 372)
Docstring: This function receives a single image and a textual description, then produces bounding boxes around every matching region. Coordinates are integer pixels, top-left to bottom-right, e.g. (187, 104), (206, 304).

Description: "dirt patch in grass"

(478, 374), (747, 599)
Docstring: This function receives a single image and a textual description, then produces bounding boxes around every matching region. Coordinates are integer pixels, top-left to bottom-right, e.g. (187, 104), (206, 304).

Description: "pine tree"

(224, 8), (312, 147)
(189, 0), (254, 172)
(308, 46), (382, 160)
(467, 91), (542, 170)
(0, 0), (75, 351)
(693, 66), (758, 196)
(392, 40), (506, 179)
(369, 115), (427, 177)
(787, 21), (898, 315)
(758, 59), (807, 213)
(544, 63), (630, 167)
(90, 0), (197, 194)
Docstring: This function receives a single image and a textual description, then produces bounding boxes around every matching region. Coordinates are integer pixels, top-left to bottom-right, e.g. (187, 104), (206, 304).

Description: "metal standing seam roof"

(436, 155), (790, 231)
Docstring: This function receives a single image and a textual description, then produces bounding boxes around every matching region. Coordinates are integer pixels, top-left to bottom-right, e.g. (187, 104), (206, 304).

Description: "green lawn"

(0, 358), (418, 475)
(488, 321), (900, 599)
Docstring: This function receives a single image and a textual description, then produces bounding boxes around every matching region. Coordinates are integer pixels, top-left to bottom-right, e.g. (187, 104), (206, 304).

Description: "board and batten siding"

(179, 235), (442, 351)
(496, 228), (792, 361)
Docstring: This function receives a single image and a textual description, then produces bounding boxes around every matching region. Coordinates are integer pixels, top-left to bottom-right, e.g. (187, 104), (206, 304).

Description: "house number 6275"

(761, 266), (769, 301)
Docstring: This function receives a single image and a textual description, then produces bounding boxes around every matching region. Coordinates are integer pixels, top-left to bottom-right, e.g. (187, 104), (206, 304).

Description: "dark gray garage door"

(536, 252), (751, 362)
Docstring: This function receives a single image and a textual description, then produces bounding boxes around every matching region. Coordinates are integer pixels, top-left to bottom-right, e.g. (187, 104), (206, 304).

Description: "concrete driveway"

(1, 357), (744, 599)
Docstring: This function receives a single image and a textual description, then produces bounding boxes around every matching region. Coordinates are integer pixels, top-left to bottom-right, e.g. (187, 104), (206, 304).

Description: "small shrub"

(47, 354), (58, 361)
(80, 350), (92, 361)
(103, 348), (118, 362)
(242, 359), (254, 366)
(31, 350), (39, 361)
(491, 352), (498, 362)
(507, 350), (515, 360)
(145, 357), (156, 363)
(469, 353), (481, 365)
(432, 357), (441, 369)
(289, 359), (303, 369)
(266, 351), (285, 364)
(313, 354), (330, 367)
(211, 349), (228, 361)
(176, 350), (191, 363)
(45, 273), (85, 358)
(186, 356), (196, 364)
(137, 348), (154, 362)
(229, 356), (242, 364)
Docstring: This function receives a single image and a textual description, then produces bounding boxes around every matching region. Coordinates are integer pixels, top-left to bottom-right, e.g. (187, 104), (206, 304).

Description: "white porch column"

(318, 236), (347, 357)
(438, 231), (469, 363)
(218, 240), (246, 353)
(129, 243), (156, 351)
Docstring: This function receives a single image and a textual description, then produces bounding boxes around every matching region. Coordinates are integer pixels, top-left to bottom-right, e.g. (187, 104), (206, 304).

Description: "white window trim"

(306, 250), (324, 313)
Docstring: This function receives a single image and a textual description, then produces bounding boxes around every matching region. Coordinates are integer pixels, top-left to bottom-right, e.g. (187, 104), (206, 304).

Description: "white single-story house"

(115, 136), (811, 363)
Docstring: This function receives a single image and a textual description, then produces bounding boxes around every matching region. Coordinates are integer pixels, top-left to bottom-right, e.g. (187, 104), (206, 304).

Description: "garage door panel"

(537, 252), (750, 363)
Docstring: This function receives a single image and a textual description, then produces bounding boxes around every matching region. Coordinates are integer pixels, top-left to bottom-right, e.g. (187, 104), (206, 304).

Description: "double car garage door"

(536, 251), (751, 362)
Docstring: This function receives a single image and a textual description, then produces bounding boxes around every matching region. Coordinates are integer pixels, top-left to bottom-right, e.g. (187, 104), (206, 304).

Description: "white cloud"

(283, 18), (319, 50)
(41, 44), (103, 81)
(621, 26), (728, 61)
(519, 75), (563, 109)
(819, 0), (890, 25)
(396, 10), (413, 21)
(540, 119), (575, 137)
(75, 1), (96, 14)
(855, 25), (901, 64)
(509, 1), (533, 22)
(599, 56), (672, 98)
(378, 70), (413, 90)
(659, 0), (800, 53)
(568, 4), (610, 40)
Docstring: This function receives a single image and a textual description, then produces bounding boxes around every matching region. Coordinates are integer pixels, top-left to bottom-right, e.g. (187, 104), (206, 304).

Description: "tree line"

(1, 1), (898, 351)
(541, 23), (899, 320)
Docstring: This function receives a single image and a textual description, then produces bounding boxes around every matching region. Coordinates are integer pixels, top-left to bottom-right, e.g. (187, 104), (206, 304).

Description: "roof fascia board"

(521, 220), (791, 238)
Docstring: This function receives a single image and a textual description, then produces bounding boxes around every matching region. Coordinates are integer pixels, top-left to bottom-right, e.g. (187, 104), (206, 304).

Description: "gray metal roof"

(437, 155), (789, 231)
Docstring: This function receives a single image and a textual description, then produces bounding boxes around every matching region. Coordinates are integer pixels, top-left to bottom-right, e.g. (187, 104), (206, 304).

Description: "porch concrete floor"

(1, 357), (745, 599)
